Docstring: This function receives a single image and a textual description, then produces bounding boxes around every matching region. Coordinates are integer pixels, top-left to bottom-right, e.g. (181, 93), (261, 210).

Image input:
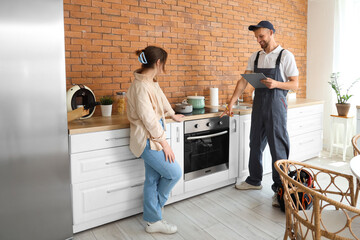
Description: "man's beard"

(260, 41), (268, 50)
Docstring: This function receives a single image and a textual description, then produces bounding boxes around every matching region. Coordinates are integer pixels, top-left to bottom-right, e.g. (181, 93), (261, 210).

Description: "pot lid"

(187, 96), (205, 100)
(175, 103), (192, 106)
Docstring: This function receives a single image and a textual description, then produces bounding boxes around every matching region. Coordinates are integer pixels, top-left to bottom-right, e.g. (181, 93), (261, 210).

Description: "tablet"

(241, 73), (268, 88)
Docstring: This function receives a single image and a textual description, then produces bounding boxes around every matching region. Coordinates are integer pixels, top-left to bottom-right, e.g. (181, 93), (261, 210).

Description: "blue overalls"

(245, 49), (290, 192)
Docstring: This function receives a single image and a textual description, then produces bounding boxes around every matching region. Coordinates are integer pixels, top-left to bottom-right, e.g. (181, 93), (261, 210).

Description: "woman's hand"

(171, 114), (184, 122)
(159, 140), (175, 163)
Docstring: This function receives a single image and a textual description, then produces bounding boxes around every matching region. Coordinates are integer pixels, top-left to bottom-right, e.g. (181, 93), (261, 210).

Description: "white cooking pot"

(175, 100), (193, 113)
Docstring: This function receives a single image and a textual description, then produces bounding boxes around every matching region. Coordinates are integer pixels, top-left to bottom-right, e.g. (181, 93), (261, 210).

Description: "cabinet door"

(170, 122), (184, 197)
(238, 114), (272, 180)
(289, 130), (323, 161)
(229, 115), (239, 179)
(72, 175), (145, 225)
(238, 114), (251, 181)
(71, 146), (143, 184)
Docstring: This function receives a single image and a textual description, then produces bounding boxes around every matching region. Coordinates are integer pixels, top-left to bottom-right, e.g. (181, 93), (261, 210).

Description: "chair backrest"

(274, 160), (360, 240)
(352, 133), (360, 156)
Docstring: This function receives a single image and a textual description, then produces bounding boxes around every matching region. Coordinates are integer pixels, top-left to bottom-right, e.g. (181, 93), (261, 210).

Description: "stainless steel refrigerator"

(0, 0), (73, 239)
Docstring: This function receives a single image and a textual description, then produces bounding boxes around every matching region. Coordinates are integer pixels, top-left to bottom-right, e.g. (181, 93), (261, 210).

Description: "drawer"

(69, 128), (130, 153)
(71, 146), (144, 184)
(288, 104), (323, 120)
(289, 130), (322, 161)
(287, 113), (322, 137)
(69, 124), (171, 153)
(72, 175), (145, 224)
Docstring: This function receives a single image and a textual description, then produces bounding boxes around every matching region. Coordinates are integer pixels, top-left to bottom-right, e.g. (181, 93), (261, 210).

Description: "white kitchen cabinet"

(288, 104), (323, 161)
(238, 114), (251, 182)
(69, 124), (171, 233)
(169, 121), (184, 197)
(237, 103), (324, 182)
(237, 114), (272, 182)
(229, 115), (240, 179)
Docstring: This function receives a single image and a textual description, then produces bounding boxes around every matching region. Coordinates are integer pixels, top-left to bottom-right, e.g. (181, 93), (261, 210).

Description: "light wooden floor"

(73, 151), (356, 240)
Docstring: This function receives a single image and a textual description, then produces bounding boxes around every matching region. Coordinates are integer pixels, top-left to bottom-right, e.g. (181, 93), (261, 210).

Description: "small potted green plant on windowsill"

(328, 72), (359, 116)
(99, 95), (114, 117)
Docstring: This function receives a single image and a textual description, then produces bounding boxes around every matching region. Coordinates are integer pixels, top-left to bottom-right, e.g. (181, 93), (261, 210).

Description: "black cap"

(248, 21), (275, 33)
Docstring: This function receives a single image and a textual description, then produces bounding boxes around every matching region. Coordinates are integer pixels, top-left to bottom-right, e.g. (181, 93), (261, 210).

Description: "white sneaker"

(235, 181), (262, 190)
(272, 193), (280, 207)
(145, 220), (177, 234)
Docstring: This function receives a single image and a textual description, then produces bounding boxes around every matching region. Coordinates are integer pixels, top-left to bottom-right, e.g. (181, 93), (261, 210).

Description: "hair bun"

(135, 49), (143, 56)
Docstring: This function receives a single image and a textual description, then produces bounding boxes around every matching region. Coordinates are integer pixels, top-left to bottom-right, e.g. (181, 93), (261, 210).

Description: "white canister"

(210, 88), (219, 106)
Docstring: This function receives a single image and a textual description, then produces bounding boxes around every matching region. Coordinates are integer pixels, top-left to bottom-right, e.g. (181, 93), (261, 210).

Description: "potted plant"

(328, 72), (359, 116)
(99, 95), (114, 117)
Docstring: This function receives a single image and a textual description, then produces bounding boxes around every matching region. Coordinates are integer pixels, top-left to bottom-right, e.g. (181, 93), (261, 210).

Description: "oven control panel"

(184, 116), (229, 134)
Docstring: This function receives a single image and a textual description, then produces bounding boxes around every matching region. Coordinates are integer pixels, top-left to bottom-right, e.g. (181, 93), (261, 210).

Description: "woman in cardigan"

(126, 46), (183, 234)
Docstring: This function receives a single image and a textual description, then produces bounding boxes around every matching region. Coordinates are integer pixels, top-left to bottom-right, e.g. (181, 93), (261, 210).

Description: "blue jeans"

(140, 121), (182, 222)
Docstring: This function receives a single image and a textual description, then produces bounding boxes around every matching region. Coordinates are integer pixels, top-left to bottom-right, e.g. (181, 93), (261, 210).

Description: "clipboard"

(241, 73), (268, 88)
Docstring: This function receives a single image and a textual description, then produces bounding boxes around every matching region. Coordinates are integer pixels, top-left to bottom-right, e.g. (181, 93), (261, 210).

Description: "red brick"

(102, 7), (120, 15)
(81, 19), (101, 26)
(64, 4), (81, 11)
(71, 0), (91, 6)
(93, 40), (112, 46)
(81, 6), (101, 13)
(92, 26), (112, 33)
(70, 11), (91, 19)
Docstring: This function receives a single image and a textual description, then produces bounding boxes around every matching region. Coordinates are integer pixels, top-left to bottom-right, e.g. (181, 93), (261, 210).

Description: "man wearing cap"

(221, 21), (299, 207)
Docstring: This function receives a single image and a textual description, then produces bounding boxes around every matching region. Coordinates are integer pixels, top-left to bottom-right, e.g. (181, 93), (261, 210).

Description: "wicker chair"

(352, 134), (360, 207)
(353, 134), (360, 156)
(275, 160), (360, 240)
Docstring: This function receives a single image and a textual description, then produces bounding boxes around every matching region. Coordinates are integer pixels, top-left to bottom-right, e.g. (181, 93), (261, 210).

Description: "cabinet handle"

(105, 158), (140, 165)
(176, 126), (180, 142)
(105, 137), (123, 142)
(107, 183), (143, 194)
(234, 119), (237, 132)
(299, 139), (314, 145)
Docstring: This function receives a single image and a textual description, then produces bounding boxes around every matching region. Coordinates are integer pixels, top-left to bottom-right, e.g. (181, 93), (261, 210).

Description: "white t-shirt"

(246, 45), (299, 82)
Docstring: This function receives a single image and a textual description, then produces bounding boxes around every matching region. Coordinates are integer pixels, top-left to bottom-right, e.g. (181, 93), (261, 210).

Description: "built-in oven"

(184, 116), (230, 181)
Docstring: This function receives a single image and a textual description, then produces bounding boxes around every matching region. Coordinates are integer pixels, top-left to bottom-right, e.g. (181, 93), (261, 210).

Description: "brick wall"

(64, 0), (307, 114)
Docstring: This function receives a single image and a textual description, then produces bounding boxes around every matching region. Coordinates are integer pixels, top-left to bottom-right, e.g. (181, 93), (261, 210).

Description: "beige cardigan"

(126, 70), (175, 157)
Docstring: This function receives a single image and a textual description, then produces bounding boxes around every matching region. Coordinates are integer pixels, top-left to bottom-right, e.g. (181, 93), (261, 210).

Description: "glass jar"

(116, 91), (126, 115)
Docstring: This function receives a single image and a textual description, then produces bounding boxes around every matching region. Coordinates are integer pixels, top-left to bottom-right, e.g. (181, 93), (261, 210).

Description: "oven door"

(184, 129), (229, 181)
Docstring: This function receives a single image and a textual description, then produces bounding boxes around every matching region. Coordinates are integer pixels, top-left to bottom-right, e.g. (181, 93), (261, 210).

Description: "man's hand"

(171, 114), (184, 122)
(261, 78), (278, 89)
(220, 104), (234, 118)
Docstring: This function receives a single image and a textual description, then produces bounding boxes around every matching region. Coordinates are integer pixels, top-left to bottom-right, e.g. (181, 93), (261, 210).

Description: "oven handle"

(186, 130), (228, 140)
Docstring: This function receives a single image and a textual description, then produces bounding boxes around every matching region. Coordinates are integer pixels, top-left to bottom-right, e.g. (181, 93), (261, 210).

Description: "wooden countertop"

(357, 105), (360, 109)
(68, 98), (324, 135)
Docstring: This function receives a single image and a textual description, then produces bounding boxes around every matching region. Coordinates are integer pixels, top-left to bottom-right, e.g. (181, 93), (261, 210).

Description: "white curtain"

(333, 0), (360, 111)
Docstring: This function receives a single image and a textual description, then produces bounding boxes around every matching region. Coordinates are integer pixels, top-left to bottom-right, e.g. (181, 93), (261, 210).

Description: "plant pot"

(336, 103), (350, 116)
(101, 104), (112, 117)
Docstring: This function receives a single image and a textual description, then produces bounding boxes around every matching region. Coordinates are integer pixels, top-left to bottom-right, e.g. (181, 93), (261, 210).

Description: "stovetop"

(175, 107), (220, 116)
